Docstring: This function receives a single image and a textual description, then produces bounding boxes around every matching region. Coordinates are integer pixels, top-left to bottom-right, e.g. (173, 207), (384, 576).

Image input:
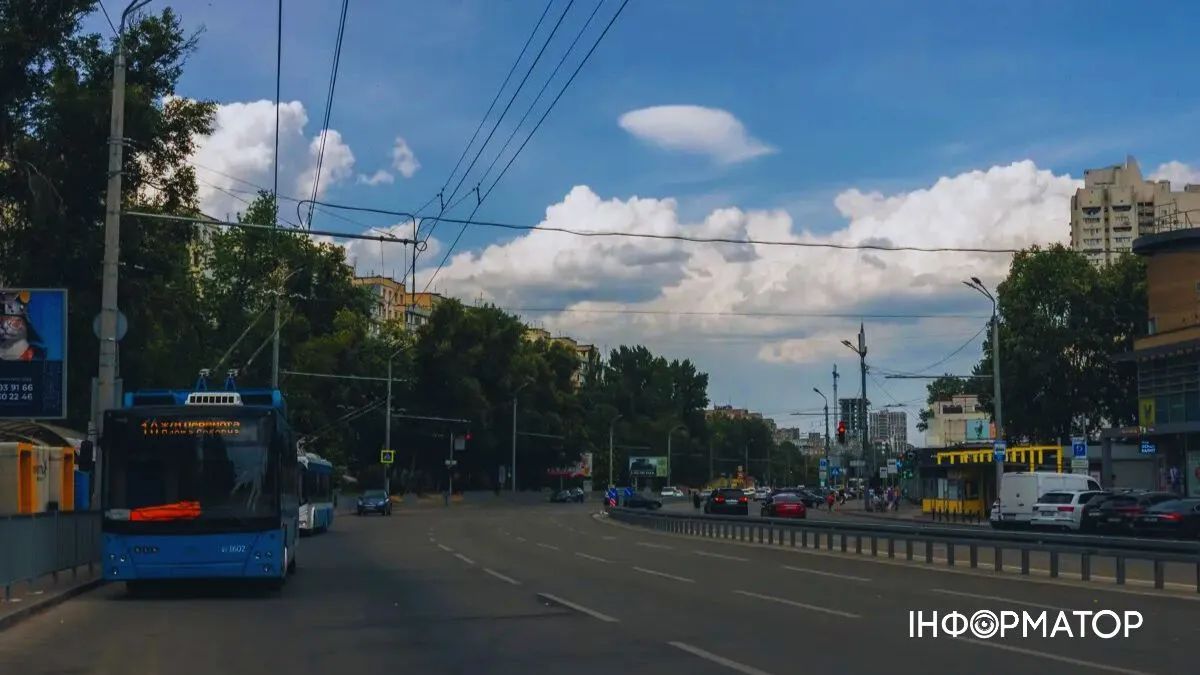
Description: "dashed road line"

(483, 568), (521, 586)
(781, 565), (870, 582)
(636, 542), (673, 550)
(733, 590), (861, 619)
(574, 552), (613, 563)
(515, 536), (527, 543)
(632, 566), (695, 583)
(952, 637), (1153, 675)
(436, 544), (453, 552)
(537, 593), (619, 623)
(537, 543), (561, 551)
(454, 553), (475, 565)
(667, 641), (774, 675)
(930, 588), (1068, 612)
(692, 550), (748, 562)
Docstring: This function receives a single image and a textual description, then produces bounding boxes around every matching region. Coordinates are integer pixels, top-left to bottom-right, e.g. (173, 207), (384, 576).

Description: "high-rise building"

(838, 397), (867, 432)
(869, 410), (907, 448)
(1070, 156), (1200, 267)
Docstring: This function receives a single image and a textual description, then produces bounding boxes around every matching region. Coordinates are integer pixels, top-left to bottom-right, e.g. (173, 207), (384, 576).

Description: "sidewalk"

(815, 504), (988, 527)
(1, 565), (103, 631)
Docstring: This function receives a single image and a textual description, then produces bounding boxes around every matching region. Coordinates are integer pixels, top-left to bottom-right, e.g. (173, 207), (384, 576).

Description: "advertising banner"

(0, 289), (67, 419)
(547, 452), (593, 478)
(965, 419), (992, 441)
(628, 455), (667, 478)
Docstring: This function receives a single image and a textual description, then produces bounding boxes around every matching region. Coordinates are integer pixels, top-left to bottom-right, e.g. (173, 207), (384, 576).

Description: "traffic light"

(836, 420), (847, 444)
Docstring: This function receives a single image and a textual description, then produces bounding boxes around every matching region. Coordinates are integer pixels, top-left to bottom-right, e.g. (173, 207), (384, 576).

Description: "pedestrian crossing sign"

(380, 449), (395, 465)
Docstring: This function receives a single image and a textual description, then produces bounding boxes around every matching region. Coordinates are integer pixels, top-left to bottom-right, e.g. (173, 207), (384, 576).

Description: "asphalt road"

(1, 500), (1196, 675)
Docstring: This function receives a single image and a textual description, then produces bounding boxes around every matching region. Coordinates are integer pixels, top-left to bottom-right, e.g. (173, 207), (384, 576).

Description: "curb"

(0, 578), (106, 632)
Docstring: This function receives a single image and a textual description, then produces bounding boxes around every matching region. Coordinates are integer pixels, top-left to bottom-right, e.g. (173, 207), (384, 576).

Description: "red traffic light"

(464, 432), (472, 441)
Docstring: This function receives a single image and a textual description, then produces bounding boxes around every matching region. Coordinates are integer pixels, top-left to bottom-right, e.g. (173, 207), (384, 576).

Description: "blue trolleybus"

(298, 452), (334, 534)
(100, 381), (299, 588)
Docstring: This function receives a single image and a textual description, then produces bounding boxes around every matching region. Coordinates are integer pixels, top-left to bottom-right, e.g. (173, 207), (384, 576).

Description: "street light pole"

(511, 380), (531, 493)
(813, 387), (829, 486)
(609, 413), (619, 485)
(842, 324), (869, 510)
(666, 424), (686, 488)
(383, 345), (404, 496)
(965, 277), (1004, 501)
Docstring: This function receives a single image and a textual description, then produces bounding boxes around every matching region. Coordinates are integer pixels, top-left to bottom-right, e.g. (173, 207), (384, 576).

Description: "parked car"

(991, 472), (1102, 528)
(1133, 499), (1200, 538)
(1090, 491), (1179, 532)
(624, 493), (663, 510)
(1029, 490), (1106, 531)
(356, 489), (391, 516)
(761, 492), (807, 519)
(660, 486), (685, 498)
(704, 488), (749, 515)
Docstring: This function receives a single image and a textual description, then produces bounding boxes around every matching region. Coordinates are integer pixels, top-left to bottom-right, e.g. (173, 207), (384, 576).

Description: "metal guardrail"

(609, 507), (1200, 592)
(1, 511), (102, 600)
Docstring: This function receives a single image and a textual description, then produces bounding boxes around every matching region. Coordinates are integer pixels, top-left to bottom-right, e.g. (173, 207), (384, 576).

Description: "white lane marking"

(953, 637), (1153, 675)
(454, 553), (476, 565)
(930, 588), (1069, 612)
(632, 566), (695, 583)
(483, 568), (521, 586)
(574, 552), (613, 563)
(636, 542), (673, 550)
(515, 536), (527, 543)
(437, 544), (453, 552)
(537, 592), (620, 623)
(601, 535), (617, 540)
(692, 550), (748, 562)
(733, 590), (861, 619)
(781, 565), (870, 582)
(537, 543), (561, 551)
(668, 641), (774, 675)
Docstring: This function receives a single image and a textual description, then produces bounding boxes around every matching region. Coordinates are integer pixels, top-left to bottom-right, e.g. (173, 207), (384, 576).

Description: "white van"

(990, 472), (1102, 528)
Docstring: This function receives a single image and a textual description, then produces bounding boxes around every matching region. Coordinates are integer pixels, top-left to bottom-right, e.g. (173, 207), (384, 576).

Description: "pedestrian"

(826, 491), (836, 511)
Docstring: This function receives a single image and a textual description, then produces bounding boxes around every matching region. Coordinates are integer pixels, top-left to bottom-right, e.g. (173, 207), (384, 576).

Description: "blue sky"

(86, 1), (1200, 443)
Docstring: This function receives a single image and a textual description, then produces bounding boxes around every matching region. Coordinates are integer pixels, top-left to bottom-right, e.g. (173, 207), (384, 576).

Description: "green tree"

(0, 5), (215, 425)
(975, 245), (1145, 442)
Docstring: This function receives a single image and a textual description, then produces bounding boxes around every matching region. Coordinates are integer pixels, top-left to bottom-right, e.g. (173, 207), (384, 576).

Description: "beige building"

(352, 276), (445, 329)
(1071, 156), (1200, 267)
(924, 394), (993, 448)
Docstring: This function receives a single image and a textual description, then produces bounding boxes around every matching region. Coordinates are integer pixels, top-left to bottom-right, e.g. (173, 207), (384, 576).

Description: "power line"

(478, 0), (606, 190)
(273, 0), (283, 224)
(432, 0), (554, 229)
(308, 199), (1024, 255)
(423, 0), (632, 292)
(876, 323), (988, 377)
(124, 211), (423, 247)
(97, 2), (118, 36)
(305, 0), (352, 227)
(503, 306), (988, 320)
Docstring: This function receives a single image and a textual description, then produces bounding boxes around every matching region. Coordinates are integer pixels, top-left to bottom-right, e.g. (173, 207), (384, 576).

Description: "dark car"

(1134, 499), (1200, 538)
(357, 489), (391, 516)
(624, 493), (662, 510)
(550, 489), (584, 503)
(1087, 491), (1178, 532)
(761, 492), (807, 519)
(703, 488), (749, 515)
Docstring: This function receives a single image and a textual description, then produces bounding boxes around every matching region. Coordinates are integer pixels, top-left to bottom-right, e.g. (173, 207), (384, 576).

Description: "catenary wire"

(305, 0), (351, 227)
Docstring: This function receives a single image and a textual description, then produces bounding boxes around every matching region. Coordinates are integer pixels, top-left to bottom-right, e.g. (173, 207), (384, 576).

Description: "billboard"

(0, 290), (67, 419)
(547, 452), (593, 478)
(965, 419), (993, 442)
(628, 456), (667, 478)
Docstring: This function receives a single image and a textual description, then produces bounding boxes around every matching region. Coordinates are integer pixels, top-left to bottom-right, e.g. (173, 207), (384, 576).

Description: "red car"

(761, 492), (807, 519)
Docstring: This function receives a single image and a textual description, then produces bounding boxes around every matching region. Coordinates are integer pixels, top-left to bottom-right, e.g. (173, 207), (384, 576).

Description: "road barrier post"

(1049, 551), (1059, 578)
(1020, 549), (1031, 575)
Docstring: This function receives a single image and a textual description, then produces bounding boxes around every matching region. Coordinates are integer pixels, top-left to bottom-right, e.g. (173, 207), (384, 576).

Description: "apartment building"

(869, 409), (908, 448)
(1070, 156), (1200, 267)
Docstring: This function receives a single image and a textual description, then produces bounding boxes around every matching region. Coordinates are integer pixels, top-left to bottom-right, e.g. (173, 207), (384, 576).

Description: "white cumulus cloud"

(618, 105), (775, 164)
(392, 136), (420, 178)
(357, 169), (395, 186)
(1149, 160), (1200, 188)
(187, 100), (357, 222)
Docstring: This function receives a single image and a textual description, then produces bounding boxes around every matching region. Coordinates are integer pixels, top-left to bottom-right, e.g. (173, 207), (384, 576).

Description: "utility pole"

(965, 277), (1004, 502)
(813, 387), (829, 486)
(842, 325), (869, 509)
(95, 1), (152, 495)
(511, 380), (531, 493)
(384, 356), (392, 496)
(608, 413), (622, 488)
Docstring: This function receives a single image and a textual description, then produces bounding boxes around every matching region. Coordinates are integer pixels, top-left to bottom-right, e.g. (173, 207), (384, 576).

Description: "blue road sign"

(819, 458), (829, 470)
(993, 440), (1007, 460)
(1140, 440), (1157, 455)
(1071, 437), (1087, 458)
